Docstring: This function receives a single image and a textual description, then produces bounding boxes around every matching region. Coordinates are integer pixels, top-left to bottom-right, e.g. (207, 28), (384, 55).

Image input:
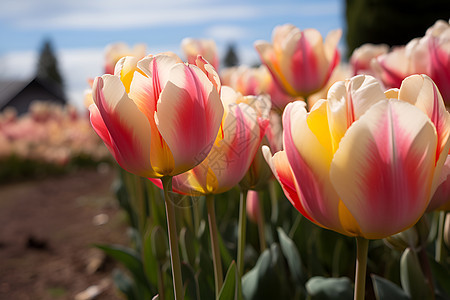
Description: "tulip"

(371, 19), (450, 105)
(149, 86), (268, 295)
(221, 65), (294, 112)
(264, 74), (450, 240)
(426, 20), (450, 105)
(255, 24), (341, 98)
(349, 43), (389, 76)
(151, 87), (270, 195)
(89, 53), (224, 300)
(104, 42), (146, 75)
(264, 74), (450, 299)
(89, 53), (224, 178)
(240, 111), (281, 191)
(181, 38), (219, 71)
(428, 155), (450, 212)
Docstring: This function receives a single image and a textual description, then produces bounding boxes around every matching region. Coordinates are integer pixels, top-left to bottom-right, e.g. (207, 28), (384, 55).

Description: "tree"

(223, 44), (239, 68)
(346, 0), (450, 58)
(36, 38), (64, 87)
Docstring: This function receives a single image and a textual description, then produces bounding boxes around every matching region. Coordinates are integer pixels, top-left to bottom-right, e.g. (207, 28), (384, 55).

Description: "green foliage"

(305, 277), (353, 300)
(371, 275), (410, 300)
(218, 261), (238, 300)
(400, 248), (433, 300)
(96, 171), (450, 300)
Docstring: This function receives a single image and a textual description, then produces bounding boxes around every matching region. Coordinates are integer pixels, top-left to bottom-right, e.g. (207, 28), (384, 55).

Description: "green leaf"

(112, 269), (139, 300)
(428, 255), (450, 299)
(96, 244), (149, 288)
(181, 263), (200, 300)
(277, 227), (306, 285)
(218, 261), (238, 300)
(371, 275), (410, 300)
(400, 248), (433, 300)
(196, 247), (215, 300)
(142, 228), (162, 290)
(242, 244), (290, 300)
(305, 276), (353, 300)
(115, 171), (140, 230)
(180, 227), (197, 266)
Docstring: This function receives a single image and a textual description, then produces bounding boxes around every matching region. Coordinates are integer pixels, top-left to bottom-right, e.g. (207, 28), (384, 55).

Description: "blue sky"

(0, 0), (345, 109)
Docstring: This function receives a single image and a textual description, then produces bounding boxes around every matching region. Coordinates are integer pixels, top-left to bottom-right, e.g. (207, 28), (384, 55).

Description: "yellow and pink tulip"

(181, 38), (220, 71)
(255, 24), (341, 98)
(264, 74), (450, 239)
(89, 53), (224, 178)
(153, 86), (270, 195)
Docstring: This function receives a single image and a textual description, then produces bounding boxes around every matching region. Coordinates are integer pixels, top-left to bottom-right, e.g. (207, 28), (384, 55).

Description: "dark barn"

(0, 77), (66, 115)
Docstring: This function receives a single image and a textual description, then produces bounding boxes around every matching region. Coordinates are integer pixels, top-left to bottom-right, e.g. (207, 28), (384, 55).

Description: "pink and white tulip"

(153, 87), (270, 195)
(181, 38), (219, 71)
(371, 38), (429, 90)
(350, 43), (389, 76)
(89, 53), (224, 178)
(426, 20), (450, 105)
(255, 24), (341, 98)
(428, 155), (450, 211)
(104, 42), (147, 75)
(221, 65), (294, 111)
(264, 74), (450, 239)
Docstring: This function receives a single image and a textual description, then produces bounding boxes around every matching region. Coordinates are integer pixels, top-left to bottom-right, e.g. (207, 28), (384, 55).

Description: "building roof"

(0, 77), (66, 112)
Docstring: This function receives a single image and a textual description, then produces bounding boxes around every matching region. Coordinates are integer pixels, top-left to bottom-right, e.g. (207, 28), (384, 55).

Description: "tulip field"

(2, 19), (450, 300)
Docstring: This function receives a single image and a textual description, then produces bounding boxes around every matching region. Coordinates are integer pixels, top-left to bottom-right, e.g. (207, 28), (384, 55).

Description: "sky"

(0, 0), (345, 110)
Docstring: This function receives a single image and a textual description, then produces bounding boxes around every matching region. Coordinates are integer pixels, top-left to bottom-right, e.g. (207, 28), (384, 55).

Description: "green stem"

(133, 175), (146, 234)
(435, 211), (446, 263)
(354, 237), (369, 300)
(206, 194), (223, 297)
(157, 263), (166, 300)
(161, 176), (183, 300)
(288, 214), (302, 239)
(183, 202), (194, 232)
(257, 190), (267, 252)
(237, 189), (248, 277)
(193, 198), (201, 236)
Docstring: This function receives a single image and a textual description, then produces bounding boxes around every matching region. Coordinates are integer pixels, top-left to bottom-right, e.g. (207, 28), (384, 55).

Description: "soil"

(0, 166), (130, 300)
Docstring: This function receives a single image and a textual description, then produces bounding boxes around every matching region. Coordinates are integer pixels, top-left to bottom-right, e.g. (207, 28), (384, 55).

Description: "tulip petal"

(114, 56), (141, 93)
(398, 74), (450, 194)
(263, 146), (316, 223)
(428, 155), (450, 211)
(91, 75), (156, 177)
(156, 63), (224, 175)
(170, 102), (262, 195)
(209, 103), (261, 193)
(327, 75), (386, 151)
(195, 55), (221, 94)
(330, 100), (437, 239)
(283, 101), (344, 232)
(129, 63), (175, 176)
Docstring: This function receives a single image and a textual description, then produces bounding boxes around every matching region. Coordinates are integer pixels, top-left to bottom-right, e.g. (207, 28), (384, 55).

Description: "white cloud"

(205, 25), (250, 42)
(57, 48), (104, 110)
(0, 50), (37, 79)
(4, 1), (341, 30)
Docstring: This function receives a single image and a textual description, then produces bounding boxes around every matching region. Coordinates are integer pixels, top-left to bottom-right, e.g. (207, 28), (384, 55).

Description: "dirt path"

(0, 167), (128, 300)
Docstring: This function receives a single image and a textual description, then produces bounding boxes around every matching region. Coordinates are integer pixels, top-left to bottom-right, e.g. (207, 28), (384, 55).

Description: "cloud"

(0, 50), (37, 79)
(4, 1), (341, 30)
(204, 25), (250, 42)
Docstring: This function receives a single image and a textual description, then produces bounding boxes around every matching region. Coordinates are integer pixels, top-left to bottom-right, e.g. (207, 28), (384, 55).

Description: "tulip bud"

(246, 190), (260, 224)
(444, 212), (450, 249)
